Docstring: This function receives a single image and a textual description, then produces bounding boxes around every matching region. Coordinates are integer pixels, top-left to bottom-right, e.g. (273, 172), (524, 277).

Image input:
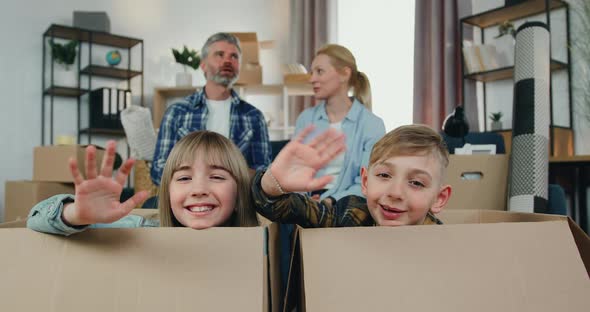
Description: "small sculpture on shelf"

(489, 111), (503, 131)
(172, 45), (201, 86)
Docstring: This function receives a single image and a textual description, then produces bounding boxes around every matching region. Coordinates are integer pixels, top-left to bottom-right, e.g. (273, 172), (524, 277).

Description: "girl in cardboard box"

(27, 131), (259, 235)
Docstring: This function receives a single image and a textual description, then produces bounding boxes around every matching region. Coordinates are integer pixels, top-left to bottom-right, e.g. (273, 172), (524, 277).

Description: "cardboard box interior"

(0, 223), (281, 312)
(4, 181), (74, 222)
(285, 210), (590, 312)
(445, 155), (509, 211)
(33, 145), (105, 183)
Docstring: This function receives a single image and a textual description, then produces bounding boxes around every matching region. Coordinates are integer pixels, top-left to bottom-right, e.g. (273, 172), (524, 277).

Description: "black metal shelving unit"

(41, 24), (144, 145)
(459, 0), (572, 156)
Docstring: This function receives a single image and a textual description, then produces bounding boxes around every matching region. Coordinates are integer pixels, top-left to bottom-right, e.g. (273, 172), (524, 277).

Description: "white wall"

(335, 0), (415, 131)
(0, 0), (291, 220)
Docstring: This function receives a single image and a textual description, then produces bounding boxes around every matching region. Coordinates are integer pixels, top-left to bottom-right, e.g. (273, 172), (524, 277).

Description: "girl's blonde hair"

(316, 44), (372, 110)
(157, 131), (259, 227)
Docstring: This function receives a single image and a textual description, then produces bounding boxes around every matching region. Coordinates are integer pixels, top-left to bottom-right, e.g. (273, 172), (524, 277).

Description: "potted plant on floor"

(172, 46), (200, 87)
(489, 111), (503, 131)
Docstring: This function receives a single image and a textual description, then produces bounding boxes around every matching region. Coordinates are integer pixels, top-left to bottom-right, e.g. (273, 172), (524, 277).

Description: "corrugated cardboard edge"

(0, 219), (27, 228)
(266, 223), (281, 312)
(282, 225), (304, 312)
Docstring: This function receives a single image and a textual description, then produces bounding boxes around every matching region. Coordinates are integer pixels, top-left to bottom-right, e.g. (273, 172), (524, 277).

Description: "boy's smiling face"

(361, 153), (451, 226)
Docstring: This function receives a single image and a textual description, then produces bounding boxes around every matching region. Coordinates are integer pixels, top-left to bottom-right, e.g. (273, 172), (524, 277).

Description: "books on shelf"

(462, 41), (502, 74)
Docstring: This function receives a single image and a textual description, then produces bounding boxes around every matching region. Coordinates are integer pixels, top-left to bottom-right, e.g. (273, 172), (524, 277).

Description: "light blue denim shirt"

(27, 194), (159, 236)
(294, 99), (386, 200)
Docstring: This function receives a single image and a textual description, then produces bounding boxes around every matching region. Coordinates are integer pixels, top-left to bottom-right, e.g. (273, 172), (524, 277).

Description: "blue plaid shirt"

(150, 88), (271, 185)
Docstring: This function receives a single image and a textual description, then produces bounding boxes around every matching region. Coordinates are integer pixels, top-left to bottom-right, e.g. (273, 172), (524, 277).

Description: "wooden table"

(549, 155), (590, 233)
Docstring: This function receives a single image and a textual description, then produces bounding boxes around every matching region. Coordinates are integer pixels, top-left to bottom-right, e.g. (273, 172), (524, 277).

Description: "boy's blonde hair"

(157, 131), (259, 227)
(316, 44), (372, 110)
(369, 124), (449, 173)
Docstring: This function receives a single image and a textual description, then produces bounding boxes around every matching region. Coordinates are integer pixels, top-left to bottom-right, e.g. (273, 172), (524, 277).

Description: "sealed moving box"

(33, 145), (105, 183)
(236, 63), (263, 85)
(284, 210), (590, 312)
(4, 181), (74, 222)
(0, 223), (282, 312)
(445, 155), (510, 211)
(231, 32), (260, 64)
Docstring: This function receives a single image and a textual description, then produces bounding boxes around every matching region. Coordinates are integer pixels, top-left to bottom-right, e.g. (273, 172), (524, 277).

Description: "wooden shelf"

(44, 24), (142, 49)
(43, 86), (88, 97)
(461, 0), (567, 28)
(79, 128), (126, 136)
(81, 65), (142, 79)
(464, 59), (567, 82)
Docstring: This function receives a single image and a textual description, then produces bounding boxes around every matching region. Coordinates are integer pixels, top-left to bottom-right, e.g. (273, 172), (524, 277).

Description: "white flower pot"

(491, 120), (502, 131)
(175, 72), (192, 87)
(493, 35), (515, 68)
(47, 64), (77, 87)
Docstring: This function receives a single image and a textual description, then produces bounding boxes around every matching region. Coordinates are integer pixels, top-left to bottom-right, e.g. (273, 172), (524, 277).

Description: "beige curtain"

(413, 0), (478, 131)
(288, 0), (329, 126)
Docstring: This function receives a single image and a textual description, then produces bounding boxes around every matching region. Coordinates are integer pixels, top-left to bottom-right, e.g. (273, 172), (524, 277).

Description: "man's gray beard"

(210, 72), (239, 87)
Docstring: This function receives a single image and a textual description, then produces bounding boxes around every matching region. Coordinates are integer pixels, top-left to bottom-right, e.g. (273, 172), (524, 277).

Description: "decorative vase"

(491, 120), (502, 131)
(175, 72), (192, 87)
(50, 64), (77, 87)
(493, 35), (515, 68)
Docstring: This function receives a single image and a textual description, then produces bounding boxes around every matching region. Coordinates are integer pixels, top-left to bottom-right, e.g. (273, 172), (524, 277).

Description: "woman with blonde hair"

(295, 44), (385, 204)
(27, 131), (258, 235)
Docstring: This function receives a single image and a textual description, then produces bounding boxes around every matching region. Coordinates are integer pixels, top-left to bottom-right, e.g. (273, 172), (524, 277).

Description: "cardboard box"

(4, 181), (74, 222)
(33, 145), (105, 183)
(236, 63), (262, 85)
(0, 223), (282, 312)
(285, 210), (590, 312)
(283, 73), (311, 84)
(231, 32), (259, 64)
(445, 154), (509, 211)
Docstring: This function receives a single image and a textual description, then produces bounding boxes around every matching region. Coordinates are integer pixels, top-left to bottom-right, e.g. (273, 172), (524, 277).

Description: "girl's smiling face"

(169, 155), (237, 229)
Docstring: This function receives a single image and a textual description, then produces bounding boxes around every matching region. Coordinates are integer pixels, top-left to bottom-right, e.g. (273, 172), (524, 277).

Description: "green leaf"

(171, 45), (201, 71)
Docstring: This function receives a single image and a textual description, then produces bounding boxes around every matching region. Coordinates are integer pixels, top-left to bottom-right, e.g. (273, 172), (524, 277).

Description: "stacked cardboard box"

(3, 145), (104, 222)
(445, 155), (510, 211)
(231, 32), (262, 85)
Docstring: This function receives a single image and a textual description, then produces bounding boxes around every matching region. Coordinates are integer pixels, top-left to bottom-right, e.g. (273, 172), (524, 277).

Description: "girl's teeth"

(189, 206), (213, 212)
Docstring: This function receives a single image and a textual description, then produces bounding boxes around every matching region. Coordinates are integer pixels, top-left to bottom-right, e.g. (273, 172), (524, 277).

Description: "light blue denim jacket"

(294, 99), (386, 200)
(27, 194), (159, 236)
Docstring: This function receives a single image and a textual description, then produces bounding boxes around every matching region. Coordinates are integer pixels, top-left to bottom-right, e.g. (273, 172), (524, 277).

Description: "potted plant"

(49, 39), (78, 70)
(172, 46), (200, 86)
(48, 39), (78, 86)
(493, 20), (516, 68)
(489, 111), (503, 131)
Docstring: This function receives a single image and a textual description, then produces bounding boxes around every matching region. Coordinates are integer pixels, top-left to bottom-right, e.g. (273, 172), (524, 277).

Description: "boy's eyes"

(375, 172), (391, 179)
(409, 180), (426, 188)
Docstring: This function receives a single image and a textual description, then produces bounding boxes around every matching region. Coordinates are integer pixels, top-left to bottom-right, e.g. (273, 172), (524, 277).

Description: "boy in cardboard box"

(252, 124), (452, 226)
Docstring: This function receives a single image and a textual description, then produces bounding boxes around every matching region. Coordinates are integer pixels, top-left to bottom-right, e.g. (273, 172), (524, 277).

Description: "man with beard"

(150, 32), (271, 186)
